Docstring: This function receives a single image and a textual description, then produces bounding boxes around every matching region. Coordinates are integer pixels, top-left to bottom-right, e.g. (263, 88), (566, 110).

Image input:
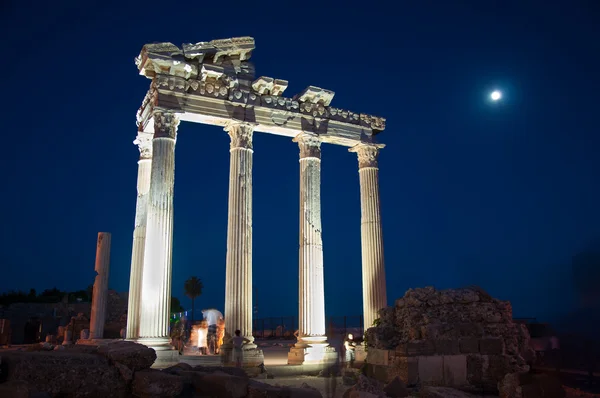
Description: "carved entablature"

(135, 36), (387, 139)
(252, 77), (288, 96)
(294, 86), (335, 106)
(136, 84), (158, 128)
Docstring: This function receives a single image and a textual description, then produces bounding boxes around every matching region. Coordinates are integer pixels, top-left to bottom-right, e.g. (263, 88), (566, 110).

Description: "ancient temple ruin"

(125, 36), (388, 364)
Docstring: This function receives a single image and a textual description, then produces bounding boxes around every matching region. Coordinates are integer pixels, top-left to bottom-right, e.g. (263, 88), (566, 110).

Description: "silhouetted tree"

(184, 276), (203, 323)
(171, 296), (184, 313)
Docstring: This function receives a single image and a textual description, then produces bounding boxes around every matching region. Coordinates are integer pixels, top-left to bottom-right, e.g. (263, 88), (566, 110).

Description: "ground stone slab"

(193, 371), (248, 398)
(383, 376), (409, 397)
(132, 369), (184, 397)
(420, 386), (498, 397)
(342, 375), (386, 398)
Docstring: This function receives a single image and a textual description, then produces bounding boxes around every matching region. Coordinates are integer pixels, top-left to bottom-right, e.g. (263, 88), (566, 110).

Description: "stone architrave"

(223, 122), (255, 346)
(90, 232), (112, 339)
(126, 130), (153, 340)
(288, 133), (335, 365)
(349, 143), (387, 328)
(137, 111), (179, 349)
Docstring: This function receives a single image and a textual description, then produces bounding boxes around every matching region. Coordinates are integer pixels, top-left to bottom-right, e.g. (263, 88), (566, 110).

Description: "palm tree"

(184, 276), (203, 323)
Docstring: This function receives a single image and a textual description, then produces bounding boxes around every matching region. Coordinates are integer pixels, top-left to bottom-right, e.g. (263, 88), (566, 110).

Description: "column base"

(288, 343), (337, 365)
(220, 346), (264, 368)
(136, 337), (172, 351)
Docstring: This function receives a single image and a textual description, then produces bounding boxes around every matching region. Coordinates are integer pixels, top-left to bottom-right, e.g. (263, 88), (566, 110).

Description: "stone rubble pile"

(365, 286), (536, 392)
(0, 341), (324, 397)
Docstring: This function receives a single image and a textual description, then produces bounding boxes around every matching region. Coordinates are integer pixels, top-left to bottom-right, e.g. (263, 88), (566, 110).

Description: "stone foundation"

(365, 287), (534, 392)
(287, 345), (337, 365)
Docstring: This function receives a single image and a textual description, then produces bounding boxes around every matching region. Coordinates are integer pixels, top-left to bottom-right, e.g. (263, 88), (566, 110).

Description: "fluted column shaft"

(224, 122), (254, 344)
(126, 132), (153, 339)
(90, 232), (111, 339)
(350, 143), (387, 328)
(138, 112), (179, 347)
(295, 133), (327, 345)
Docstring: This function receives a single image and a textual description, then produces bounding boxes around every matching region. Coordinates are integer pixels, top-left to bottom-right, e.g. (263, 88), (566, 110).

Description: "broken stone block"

(459, 338), (479, 354)
(479, 338), (504, 355)
(434, 339), (460, 355)
(407, 340), (435, 356)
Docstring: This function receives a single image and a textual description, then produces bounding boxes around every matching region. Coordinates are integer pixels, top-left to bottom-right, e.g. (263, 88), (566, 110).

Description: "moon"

(490, 90), (502, 101)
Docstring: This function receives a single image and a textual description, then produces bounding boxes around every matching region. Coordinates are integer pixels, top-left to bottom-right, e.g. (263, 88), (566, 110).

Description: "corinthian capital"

(224, 122), (254, 149)
(293, 133), (321, 159)
(349, 143), (385, 169)
(133, 131), (153, 160)
(153, 111), (180, 139)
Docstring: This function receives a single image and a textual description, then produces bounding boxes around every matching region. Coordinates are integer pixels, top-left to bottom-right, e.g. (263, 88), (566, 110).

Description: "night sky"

(1, 0), (599, 323)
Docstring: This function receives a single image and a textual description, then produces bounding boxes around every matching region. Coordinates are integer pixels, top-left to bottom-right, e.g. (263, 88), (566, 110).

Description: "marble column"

(223, 122), (255, 347)
(288, 133), (335, 365)
(137, 111), (179, 349)
(126, 131), (153, 340)
(349, 143), (387, 329)
(90, 232), (111, 339)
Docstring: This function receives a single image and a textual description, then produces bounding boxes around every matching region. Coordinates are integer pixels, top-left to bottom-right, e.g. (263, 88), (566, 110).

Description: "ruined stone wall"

(0, 290), (128, 343)
(365, 286), (535, 391)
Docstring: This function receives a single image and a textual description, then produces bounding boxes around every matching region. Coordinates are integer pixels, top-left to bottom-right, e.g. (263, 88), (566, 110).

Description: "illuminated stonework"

(349, 143), (387, 329)
(127, 36), (388, 363)
(126, 131), (153, 340)
(90, 232), (111, 339)
(224, 122), (255, 346)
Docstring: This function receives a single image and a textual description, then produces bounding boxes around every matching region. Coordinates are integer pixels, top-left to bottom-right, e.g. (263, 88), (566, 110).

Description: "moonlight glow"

(490, 90), (502, 101)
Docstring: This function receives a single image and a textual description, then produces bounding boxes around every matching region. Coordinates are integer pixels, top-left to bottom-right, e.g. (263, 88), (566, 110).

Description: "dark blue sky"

(1, 0), (599, 322)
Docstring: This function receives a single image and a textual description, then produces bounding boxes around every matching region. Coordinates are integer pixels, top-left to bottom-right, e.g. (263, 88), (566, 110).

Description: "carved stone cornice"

(294, 133), (322, 160)
(133, 131), (153, 160)
(153, 112), (180, 140)
(135, 37), (387, 142)
(349, 143), (385, 169)
(225, 122), (254, 150)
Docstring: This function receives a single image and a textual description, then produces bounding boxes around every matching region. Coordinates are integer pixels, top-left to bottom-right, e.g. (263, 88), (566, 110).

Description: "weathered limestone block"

(459, 338), (479, 354)
(479, 337), (505, 355)
(407, 340), (435, 356)
(132, 369), (184, 397)
(0, 351), (127, 397)
(434, 339), (460, 355)
(442, 355), (468, 386)
(367, 348), (390, 365)
(97, 340), (156, 371)
(418, 356), (444, 384)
